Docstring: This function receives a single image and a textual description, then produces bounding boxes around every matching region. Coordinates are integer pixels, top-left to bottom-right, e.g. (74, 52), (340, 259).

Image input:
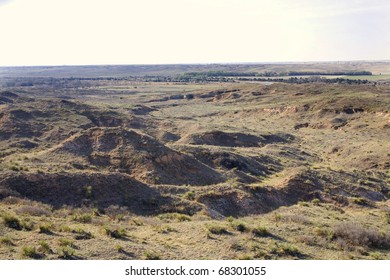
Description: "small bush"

(252, 226), (270, 237)
(333, 222), (390, 249)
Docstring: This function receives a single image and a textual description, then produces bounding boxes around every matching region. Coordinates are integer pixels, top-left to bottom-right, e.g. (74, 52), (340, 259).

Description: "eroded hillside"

(1, 81), (390, 259)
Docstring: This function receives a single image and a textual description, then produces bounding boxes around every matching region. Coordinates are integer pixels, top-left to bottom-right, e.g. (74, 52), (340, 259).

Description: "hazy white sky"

(0, 0), (389, 66)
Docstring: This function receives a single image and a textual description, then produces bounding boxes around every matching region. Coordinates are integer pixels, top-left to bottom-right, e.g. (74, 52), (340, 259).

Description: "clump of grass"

(154, 225), (176, 234)
(38, 224), (53, 234)
(252, 226), (270, 237)
(184, 191), (195, 200)
(238, 254), (253, 260)
(0, 236), (15, 246)
(313, 226), (334, 241)
(131, 218), (144, 226)
(59, 225), (72, 233)
(352, 197), (369, 206)
(22, 246), (41, 259)
(103, 226), (126, 239)
(271, 243), (300, 257)
(72, 213), (92, 223)
(39, 241), (52, 254)
(226, 216), (235, 223)
(58, 238), (76, 248)
(2, 213), (22, 230)
(115, 245), (124, 253)
(312, 198), (321, 206)
(144, 251), (161, 260)
(231, 221), (250, 233)
(57, 247), (75, 259)
(72, 228), (94, 240)
(206, 224), (230, 235)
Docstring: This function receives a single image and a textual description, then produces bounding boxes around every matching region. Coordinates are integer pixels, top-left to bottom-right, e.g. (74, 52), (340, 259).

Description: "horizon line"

(1, 59), (390, 68)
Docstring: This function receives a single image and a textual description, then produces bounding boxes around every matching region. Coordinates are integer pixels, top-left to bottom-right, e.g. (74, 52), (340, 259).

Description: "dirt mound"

(0, 109), (45, 140)
(175, 145), (281, 178)
(0, 172), (195, 214)
(177, 131), (266, 147)
(50, 127), (222, 185)
(0, 91), (19, 104)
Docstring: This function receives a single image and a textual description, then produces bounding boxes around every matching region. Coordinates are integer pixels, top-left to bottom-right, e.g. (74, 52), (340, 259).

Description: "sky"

(0, 0), (389, 66)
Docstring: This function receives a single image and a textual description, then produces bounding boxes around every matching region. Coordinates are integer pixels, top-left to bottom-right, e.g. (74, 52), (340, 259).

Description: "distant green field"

(342, 74), (390, 81)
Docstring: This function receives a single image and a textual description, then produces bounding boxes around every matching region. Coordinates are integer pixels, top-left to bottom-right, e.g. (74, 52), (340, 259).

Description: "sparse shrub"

(72, 228), (94, 240)
(59, 225), (72, 232)
(131, 218), (144, 226)
(15, 205), (51, 217)
(0, 236), (14, 246)
(84, 185), (93, 198)
(58, 238), (75, 248)
(252, 226), (270, 237)
(38, 224), (52, 234)
(271, 243), (300, 257)
(154, 225), (176, 234)
(115, 245), (124, 252)
(115, 214), (125, 222)
(298, 201), (310, 207)
(273, 213), (282, 222)
(22, 246), (40, 259)
(184, 191), (195, 200)
(238, 254), (253, 260)
(282, 214), (312, 225)
(39, 241), (51, 254)
(72, 213), (92, 223)
(226, 216), (235, 223)
(58, 247), (75, 259)
(207, 224), (229, 235)
(103, 226), (126, 239)
(313, 226), (334, 241)
(144, 251), (161, 260)
(232, 221), (249, 233)
(2, 213), (22, 230)
(230, 240), (244, 251)
(158, 213), (191, 222)
(333, 222), (390, 249)
(352, 197), (369, 206)
(312, 198), (321, 205)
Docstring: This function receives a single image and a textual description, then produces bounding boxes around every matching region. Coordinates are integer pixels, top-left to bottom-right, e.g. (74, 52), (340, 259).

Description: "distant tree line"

(287, 71), (372, 76)
(237, 76), (373, 85)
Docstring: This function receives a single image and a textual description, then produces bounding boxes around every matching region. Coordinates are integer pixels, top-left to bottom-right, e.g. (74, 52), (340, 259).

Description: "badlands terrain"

(0, 63), (390, 259)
